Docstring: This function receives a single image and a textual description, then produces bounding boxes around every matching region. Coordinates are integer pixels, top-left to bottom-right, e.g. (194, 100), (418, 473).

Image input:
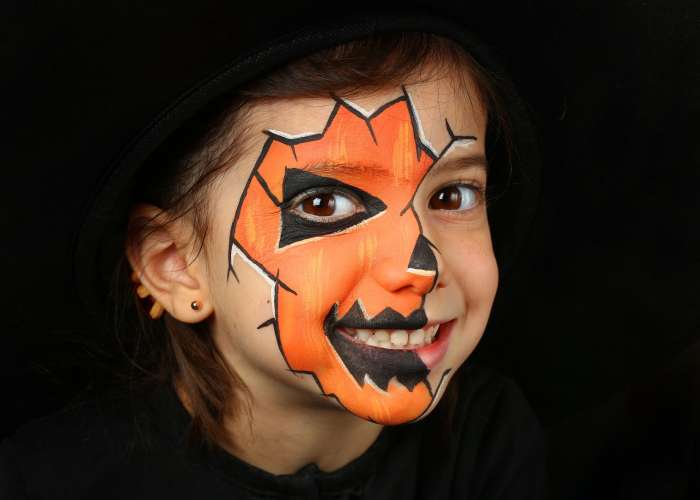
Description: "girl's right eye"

(290, 190), (366, 222)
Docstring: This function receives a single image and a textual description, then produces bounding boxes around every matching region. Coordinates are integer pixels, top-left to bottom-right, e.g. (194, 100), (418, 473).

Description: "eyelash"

(287, 187), (365, 221)
(429, 180), (486, 212)
(287, 180), (486, 222)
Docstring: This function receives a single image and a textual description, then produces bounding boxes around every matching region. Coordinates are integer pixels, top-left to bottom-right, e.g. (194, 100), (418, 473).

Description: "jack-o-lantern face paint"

(228, 89), (479, 424)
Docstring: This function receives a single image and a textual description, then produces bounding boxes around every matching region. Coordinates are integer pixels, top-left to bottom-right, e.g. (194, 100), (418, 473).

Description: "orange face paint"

(229, 91), (475, 424)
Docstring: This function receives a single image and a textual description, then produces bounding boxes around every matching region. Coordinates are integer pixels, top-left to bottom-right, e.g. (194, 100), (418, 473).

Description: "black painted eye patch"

(278, 168), (387, 248)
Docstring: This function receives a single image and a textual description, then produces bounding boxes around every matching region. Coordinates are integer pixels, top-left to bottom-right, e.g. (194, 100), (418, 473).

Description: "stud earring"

(191, 300), (202, 311)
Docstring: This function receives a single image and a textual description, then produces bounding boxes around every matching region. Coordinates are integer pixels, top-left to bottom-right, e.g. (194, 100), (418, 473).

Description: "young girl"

(1, 21), (545, 500)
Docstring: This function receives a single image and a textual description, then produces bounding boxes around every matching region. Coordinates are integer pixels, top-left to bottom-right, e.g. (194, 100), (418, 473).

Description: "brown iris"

(302, 193), (336, 217)
(429, 186), (465, 210)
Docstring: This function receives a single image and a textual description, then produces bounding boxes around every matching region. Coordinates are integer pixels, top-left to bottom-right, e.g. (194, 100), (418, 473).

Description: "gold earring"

(131, 271), (165, 319)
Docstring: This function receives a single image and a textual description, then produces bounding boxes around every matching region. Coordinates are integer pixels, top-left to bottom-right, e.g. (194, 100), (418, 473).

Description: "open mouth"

(323, 303), (455, 392)
(335, 323), (440, 349)
(335, 319), (454, 371)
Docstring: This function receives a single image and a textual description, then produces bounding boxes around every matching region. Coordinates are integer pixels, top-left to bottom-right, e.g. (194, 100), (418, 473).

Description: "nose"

(371, 234), (437, 295)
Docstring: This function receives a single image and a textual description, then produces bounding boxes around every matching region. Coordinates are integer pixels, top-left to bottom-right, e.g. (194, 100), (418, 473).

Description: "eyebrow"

(299, 153), (488, 180)
(431, 153), (489, 175)
(299, 161), (393, 180)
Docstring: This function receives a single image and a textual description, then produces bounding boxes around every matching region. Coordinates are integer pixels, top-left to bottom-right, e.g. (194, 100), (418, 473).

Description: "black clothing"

(566, 342), (700, 500)
(0, 365), (545, 499)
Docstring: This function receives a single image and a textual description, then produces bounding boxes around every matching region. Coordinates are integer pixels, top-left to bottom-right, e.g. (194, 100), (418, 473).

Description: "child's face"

(203, 75), (497, 424)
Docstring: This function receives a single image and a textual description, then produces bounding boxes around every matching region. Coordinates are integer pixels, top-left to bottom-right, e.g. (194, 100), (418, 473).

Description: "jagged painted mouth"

(323, 302), (453, 393)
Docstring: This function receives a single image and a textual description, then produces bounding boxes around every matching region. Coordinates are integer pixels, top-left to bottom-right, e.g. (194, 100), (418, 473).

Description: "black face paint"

(278, 168), (387, 248)
(335, 300), (428, 330)
(328, 329), (430, 391)
(408, 235), (439, 273)
(323, 305), (430, 391)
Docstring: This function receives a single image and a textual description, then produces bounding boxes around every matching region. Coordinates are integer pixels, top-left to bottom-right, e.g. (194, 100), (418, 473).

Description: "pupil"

(303, 194), (335, 216)
(431, 187), (461, 210)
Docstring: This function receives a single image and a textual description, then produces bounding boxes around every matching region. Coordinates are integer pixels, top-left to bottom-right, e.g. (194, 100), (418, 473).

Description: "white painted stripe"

(356, 298), (370, 319)
(230, 243), (277, 318)
(273, 210), (387, 253)
(440, 137), (477, 158)
(265, 129), (319, 140)
(404, 88), (439, 157)
(407, 268), (437, 276)
(364, 373), (390, 394)
(340, 98), (375, 117)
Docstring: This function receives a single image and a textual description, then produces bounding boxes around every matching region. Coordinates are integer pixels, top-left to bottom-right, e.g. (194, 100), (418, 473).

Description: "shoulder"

(0, 387), (168, 500)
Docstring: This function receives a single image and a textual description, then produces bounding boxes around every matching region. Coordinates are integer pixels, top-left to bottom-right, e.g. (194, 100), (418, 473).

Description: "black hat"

(4, 1), (551, 390)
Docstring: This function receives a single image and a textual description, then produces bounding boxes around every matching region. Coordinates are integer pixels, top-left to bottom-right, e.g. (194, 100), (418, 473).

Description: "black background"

(2, 1), (699, 498)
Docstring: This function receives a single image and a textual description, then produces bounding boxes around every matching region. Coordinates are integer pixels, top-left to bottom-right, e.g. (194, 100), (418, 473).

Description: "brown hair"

(115, 32), (513, 450)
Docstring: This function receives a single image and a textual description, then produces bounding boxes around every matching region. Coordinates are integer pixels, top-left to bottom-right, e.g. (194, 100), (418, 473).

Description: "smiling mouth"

(322, 303), (454, 392)
(335, 324), (440, 349)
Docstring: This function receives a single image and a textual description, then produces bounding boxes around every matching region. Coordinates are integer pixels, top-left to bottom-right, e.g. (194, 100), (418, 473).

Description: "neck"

(223, 389), (383, 475)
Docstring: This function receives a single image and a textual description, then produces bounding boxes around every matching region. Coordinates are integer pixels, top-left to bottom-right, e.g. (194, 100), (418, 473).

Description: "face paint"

(228, 89), (476, 424)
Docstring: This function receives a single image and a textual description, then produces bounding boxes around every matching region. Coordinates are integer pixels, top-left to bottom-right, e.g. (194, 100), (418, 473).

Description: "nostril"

(369, 235), (439, 295)
(405, 272), (436, 295)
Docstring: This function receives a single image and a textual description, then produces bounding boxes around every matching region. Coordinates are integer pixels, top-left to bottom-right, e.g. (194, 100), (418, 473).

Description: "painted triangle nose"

(407, 235), (437, 274)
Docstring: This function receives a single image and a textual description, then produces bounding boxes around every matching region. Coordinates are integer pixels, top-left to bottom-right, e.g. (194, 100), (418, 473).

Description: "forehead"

(247, 75), (487, 158)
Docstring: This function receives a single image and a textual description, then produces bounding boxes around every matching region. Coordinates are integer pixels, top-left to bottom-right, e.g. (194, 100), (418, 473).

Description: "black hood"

(3, 1), (553, 370)
(67, 4), (547, 316)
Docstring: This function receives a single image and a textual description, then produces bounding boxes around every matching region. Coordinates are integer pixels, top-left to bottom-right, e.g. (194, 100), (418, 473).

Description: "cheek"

(435, 229), (498, 374)
(209, 248), (293, 380)
(441, 229), (499, 304)
(276, 239), (368, 320)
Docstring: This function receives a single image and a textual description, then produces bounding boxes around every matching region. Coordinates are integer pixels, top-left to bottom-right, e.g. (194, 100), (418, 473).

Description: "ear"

(126, 204), (214, 323)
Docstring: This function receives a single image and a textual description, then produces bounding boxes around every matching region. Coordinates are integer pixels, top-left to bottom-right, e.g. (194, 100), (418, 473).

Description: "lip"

(416, 319), (455, 369)
(334, 318), (455, 369)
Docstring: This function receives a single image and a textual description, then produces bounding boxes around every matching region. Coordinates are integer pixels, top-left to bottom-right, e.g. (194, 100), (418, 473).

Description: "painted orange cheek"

(235, 177), (281, 259)
(231, 96), (454, 424)
(277, 288), (433, 422)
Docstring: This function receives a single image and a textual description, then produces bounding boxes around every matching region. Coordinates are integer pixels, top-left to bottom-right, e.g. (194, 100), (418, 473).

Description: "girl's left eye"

(429, 184), (481, 211)
(291, 190), (364, 221)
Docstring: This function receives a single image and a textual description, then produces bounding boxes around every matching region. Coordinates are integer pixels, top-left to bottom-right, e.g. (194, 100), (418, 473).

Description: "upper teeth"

(338, 324), (439, 349)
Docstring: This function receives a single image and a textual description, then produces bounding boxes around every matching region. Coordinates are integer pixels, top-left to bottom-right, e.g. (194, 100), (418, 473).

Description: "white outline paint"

(230, 243), (277, 318)
(406, 268), (437, 277)
(264, 101), (339, 141)
(273, 210), (388, 253)
(439, 137), (477, 158)
(340, 98), (376, 118)
(404, 88), (439, 157)
(356, 297), (370, 319)
(265, 129), (319, 140)
(387, 375), (411, 393)
(418, 370), (453, 421)
(364, 373), (390, 394)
